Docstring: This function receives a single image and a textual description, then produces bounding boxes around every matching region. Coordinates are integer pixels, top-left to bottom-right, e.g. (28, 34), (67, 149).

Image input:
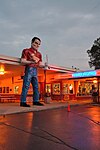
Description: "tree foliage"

(87, 37), (100, 69)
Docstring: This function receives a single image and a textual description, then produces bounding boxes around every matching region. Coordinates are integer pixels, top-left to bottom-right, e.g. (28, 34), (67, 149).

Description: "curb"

(0, 101), (93, 117)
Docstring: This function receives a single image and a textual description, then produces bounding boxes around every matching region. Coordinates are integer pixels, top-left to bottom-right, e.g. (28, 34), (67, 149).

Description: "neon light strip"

(72, 70), (96, 78)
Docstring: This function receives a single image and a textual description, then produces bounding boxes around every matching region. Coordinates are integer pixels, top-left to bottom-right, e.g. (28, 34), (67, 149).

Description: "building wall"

(0, 77), (13, 94)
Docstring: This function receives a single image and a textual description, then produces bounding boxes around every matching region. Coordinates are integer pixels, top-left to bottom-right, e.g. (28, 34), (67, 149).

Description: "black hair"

(31, 37), (41, 43)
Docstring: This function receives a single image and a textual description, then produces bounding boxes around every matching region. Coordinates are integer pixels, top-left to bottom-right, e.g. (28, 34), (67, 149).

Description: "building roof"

(0, 55), (76, 78)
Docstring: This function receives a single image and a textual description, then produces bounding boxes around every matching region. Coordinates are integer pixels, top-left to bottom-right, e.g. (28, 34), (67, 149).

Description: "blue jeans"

(20, 66), (39, 103)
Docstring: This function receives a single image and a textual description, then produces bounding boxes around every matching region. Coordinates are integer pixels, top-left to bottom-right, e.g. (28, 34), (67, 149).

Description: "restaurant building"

(0, 55), (100, 103)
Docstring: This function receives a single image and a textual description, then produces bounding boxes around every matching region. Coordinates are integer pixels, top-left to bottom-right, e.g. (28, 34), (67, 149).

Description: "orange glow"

(69, 84), (73, 90)
(0, 71), (4, 75)
(0, 64), (5, 75)
(51, 73), (72, 80)
(93, 80), (97, 83)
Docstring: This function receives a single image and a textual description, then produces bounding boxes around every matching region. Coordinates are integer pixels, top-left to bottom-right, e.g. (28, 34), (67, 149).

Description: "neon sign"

(72, 71), (96, 78)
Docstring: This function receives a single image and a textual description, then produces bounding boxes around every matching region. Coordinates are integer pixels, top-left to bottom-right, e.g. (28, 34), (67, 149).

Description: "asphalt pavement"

(0, 103), (100, 150)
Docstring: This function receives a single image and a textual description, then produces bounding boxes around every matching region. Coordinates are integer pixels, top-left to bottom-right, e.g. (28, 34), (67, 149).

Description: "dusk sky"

(0, 0), (100, 70)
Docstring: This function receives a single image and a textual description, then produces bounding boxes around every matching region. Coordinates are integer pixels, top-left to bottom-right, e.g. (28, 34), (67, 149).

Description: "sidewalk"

(0, 99), (93, 117)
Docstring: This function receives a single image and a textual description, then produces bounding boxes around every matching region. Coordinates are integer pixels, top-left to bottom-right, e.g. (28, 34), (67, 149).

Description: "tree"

(87, 37), (100, 69)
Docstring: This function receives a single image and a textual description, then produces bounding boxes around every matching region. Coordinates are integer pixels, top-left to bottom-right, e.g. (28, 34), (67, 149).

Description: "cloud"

(0, 0), (100, 70)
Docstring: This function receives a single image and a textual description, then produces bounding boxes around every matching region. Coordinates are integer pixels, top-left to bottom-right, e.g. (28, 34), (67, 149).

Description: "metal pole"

(44, 54), (48, 96)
